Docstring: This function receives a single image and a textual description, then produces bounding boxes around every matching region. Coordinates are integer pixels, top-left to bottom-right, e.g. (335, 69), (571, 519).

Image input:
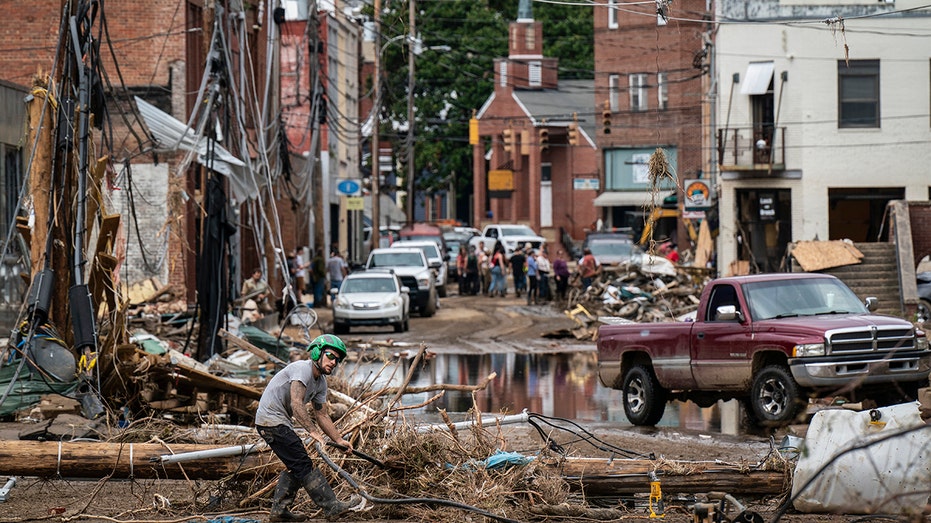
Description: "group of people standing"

(287, 247), (349, 308)
(455, 242), (573, 304)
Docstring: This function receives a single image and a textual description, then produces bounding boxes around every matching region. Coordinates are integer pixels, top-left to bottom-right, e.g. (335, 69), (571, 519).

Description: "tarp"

(135, 97), (253, 202)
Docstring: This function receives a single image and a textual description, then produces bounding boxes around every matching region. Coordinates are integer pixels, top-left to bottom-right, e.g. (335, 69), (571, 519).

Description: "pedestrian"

(465, 246), (480, 295)
(478, 242), (491, 296)
(553, 250), (571, 301)
(456, 246), (468, 295)
(326, 250), (349, 292)
(255, 334), (363, 521)
(526, 248), (539, 305)
(242, 267), (276, 314)
(509, 247), (527, 298)
(310, 249), (327, 308)
(537, 249), (552, 301)
(488, 244), (507, 297)
(579, 248), (600, 290)
(294, 247), (308, 303)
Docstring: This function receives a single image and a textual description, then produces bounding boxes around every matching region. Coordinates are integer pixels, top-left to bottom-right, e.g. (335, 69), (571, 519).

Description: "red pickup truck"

(597, 273), (931, 426)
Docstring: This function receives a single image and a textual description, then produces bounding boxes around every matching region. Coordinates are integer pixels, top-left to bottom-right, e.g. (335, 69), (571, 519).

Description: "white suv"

(391, 240), (448, 297)
(331, 270), (410, 334)
(365, 247), (437, 317)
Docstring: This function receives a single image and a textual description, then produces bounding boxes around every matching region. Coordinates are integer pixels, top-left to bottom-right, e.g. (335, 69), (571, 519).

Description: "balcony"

(717, 126), (786, 174)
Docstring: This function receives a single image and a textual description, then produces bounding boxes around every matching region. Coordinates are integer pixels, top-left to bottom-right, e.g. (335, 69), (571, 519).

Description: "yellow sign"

(488, 170), (514, 191)
(469, 118), (479, 145)
(345, 196), (364, 211)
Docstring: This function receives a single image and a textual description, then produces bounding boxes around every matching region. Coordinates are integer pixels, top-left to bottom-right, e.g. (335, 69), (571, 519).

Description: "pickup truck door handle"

(696, 332), (705, 339)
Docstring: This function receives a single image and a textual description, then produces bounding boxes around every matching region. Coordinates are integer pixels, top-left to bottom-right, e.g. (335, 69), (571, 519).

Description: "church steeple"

(517, 0), (533, 22)
(495, 0), (558, 90)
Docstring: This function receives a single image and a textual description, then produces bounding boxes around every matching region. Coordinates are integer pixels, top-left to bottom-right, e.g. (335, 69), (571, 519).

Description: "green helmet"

(308, 334), (347, 361)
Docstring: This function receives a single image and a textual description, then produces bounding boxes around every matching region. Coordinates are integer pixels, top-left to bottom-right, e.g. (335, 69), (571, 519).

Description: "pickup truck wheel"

(750, 365), (803, 425)
(622, 365), (667, 426)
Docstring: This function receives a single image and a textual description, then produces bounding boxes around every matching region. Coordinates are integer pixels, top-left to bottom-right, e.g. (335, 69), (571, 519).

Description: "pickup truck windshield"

(499, 226), (537, 237)
(743, 278), (868, 320)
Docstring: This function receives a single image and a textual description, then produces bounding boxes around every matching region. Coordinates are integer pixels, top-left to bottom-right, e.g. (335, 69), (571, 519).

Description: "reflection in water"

(349, 352), (721, 432)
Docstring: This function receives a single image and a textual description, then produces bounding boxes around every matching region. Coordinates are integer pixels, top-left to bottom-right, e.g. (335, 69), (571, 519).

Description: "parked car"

(583, 231), (640, 267)
(391, 240), (448, 297)
(917, 272), (931, 323)
(365, 247), (437, 317)
(330, 270), (410, 334)
(468, 224), (545, 259)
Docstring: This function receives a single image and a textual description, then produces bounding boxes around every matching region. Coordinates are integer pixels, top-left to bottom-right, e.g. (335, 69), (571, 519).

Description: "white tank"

(792, 402), (930, 515)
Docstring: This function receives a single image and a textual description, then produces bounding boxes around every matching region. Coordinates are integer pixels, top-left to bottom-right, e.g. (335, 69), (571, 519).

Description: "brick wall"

(0, 1), (186, 87)
(908, 201), (931, 266)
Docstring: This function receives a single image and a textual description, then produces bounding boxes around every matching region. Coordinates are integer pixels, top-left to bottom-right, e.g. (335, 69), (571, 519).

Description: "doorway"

(736, 189), (792, 273)
(828, 188), (903, 242)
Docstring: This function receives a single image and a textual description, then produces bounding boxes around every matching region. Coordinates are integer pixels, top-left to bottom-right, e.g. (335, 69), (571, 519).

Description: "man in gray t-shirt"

(255, 334), (361, 521)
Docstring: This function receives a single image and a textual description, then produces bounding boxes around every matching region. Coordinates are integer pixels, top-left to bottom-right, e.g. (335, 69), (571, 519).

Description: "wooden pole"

(25, 79), (55, 281)
(0, 441), (279, 480)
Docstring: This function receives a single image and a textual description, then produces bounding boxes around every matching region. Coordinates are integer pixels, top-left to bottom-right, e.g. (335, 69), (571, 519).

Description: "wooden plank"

(171, 363), (264, 400)
(94, 214), (121, 255)
(790, 240), (863, 272)
(218, 328), (288, 368)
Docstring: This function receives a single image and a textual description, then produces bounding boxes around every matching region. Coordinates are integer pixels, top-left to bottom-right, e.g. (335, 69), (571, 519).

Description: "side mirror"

(329, 287), (339, 297)
(429, 261), (442, 269)
(400, 286), (410, 294)
(865, 297), (879, 312)
(716, 305), (744, 322)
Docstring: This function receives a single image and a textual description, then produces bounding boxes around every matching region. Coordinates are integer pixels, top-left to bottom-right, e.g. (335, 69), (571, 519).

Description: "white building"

(713, 0), (931, 273)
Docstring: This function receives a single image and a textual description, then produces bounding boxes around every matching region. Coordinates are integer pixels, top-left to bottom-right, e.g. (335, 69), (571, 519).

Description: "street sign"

(336, 179), (361, 195)
(345, 196), (364, 210)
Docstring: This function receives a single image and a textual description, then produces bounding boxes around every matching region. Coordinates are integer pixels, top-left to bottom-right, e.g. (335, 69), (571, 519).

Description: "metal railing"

(717, 126), (786, 171)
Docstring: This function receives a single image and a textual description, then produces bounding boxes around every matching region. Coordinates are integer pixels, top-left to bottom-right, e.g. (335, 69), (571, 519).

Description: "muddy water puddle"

(349, 352), (725, 433)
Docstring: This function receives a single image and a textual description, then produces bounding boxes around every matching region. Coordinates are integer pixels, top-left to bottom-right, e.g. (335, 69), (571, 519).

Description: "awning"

(741, 62), (774, 95)
(593, 191), (659, 207)
(135, 96), (253, 201)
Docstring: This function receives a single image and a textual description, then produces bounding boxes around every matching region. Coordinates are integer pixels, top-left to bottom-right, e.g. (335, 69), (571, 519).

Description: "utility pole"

(405, 0), (416, 225)
(371, 0), (381, 251)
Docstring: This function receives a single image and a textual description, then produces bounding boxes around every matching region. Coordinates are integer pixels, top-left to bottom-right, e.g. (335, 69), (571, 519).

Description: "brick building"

(471, 0), (599, 244)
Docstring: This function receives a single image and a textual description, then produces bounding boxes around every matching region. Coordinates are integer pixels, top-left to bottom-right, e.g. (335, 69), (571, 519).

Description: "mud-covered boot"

(301, 469), (363, 519)
(270, 471), (307, 522)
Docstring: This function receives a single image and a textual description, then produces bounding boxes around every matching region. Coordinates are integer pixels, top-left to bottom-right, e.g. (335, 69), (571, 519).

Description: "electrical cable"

(313, 441), (524, 523)
(526, 412), (653, 459)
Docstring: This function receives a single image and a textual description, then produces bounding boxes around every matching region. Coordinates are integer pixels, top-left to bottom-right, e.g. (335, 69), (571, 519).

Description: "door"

(691, 283), (754, 390)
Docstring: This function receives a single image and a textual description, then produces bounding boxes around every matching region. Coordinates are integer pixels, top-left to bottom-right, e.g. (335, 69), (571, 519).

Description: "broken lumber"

(553, 457), (788, 496)
(0, 440), (279, 480)
(219, 328), (287, 367)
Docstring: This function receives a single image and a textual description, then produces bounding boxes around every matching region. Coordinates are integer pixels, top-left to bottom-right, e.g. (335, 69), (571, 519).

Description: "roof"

(476, 79), (597, 148)
(513, 79), (596, 145)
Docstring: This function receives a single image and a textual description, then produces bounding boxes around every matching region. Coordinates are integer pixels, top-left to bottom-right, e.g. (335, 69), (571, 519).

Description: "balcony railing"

(717, 126), (786, 173)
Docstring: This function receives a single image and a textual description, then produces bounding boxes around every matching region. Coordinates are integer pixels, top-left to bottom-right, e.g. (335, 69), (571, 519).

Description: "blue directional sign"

(336, 179), (361, 195)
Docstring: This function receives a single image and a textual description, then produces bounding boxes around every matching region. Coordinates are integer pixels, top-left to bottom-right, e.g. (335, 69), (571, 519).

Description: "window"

(608, 0), (618, 29)
(838, 59), (880, 128)
(525, 28), (535, 50)
(629, 73), (647, 112)
(609, 74), (620, 112)
(499, 61), (508, 87)
(657, 72), (668, 110)
(529, 61), (541, 87)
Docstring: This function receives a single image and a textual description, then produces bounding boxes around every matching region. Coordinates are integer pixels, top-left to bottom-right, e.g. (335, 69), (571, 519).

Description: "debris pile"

(561, 263), (714, 340)
(0, 346), (793, 522)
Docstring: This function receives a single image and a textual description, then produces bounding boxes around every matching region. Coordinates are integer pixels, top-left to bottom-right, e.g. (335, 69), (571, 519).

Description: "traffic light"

(503, 128), (514, 153)
(568, 123), (579, 146)
(602, 101), (612, 135)
(538, 128), (549, 151)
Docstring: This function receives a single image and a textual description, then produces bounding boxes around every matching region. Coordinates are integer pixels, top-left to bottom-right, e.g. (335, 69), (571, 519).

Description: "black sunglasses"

(323, 350), (343, 364)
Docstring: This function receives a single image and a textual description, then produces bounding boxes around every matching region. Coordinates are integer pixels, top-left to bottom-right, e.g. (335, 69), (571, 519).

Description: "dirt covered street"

(0, 291), (924, 522)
